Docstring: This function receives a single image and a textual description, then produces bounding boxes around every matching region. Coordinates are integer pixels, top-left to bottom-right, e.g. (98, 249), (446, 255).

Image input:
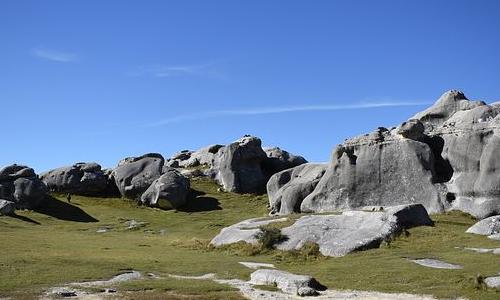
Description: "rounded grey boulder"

(113, 153), (165, 199)
(0, 199), (15, 215)
(41, 162), (118, 196)
(262, 147), (308, 176)
(0, 164), (47, 209)
(140, 168), (190, 209)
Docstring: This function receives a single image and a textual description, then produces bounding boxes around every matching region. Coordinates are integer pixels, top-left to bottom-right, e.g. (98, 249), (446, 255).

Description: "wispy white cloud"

(144, 101), (431, 127)
(32, 47), (77, 63)
(128, 61), (225, 79)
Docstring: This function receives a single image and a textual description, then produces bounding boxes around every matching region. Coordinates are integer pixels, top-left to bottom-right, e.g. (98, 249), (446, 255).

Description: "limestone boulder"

(278, 204), (433, 257)
(267, 163), (327, 215)
(41, 162), (118, 196)
(140, 168), (190, 209)
(210, 136), (269, 193)
(249, 269), (325, 296)
(0, 199), (15, 215)
(0, 164), (47, 209)
(113, 153), (164, 199)
(466, 215), (500, 236)
(262, 147), (307, 176)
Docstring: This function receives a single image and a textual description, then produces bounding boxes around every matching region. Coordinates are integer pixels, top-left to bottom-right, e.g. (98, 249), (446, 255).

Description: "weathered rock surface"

(277, 204), (433, 257)
(113, 153), (164, 199)
(210, 136), (269, 193)
(0, 199), (15, 215)
(296, 90), (500, 218)
(208, 136), (307, 194)
(301, 128), (446, 214)
(410, 259), (463, 270)
(249, 269), (325, 296)
(140, 168), (190, 209)
(0, 164), (47, 209)
(466, 215), (500, 237)
(41, 162), (118, 196)
(239, 262), (276, 269)
(267, 163), (327, 215)
(210, 217), (288, 246)
(262, 147), (307, 176)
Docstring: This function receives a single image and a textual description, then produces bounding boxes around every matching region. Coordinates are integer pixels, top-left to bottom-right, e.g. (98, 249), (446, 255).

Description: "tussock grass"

(0, 178), (499, 299)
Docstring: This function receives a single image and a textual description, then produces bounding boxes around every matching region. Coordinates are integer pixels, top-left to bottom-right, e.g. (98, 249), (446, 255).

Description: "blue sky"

(1, 0), (500, 172)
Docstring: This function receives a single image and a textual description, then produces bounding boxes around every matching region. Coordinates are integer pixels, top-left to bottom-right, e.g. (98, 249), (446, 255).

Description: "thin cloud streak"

(32, 47), (77, 62)
(128, 61), (226, 79)
(145, 101), (431, 127)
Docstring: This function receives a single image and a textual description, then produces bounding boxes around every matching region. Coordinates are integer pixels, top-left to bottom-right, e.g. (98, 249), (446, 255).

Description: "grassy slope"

(0, 178), (499, 299)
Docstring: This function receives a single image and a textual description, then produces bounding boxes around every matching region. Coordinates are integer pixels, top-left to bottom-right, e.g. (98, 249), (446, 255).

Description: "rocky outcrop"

(0, 164), (47, 209)
(167, 145), (225, 169)
(267, 163), (327, 215)
(41, 162), (118, 197)
(208, 136), (307, 194)
(301, 127), (446, 214)
(296, 90), (500, 219)
(277, 204), (433, 257)
(209, 136), (270, 194)
(262, 147), (307, 176)
(140, 168), (190, 209)
(113, 153), (165, 199)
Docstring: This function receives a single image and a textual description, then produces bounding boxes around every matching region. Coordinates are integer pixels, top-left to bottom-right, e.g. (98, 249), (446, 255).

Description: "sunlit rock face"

(297, 90), (500, 219)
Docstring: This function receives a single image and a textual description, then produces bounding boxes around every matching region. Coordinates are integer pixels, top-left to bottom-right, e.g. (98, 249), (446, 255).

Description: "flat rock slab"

(72, 271), (142, 287)
(249, 269), (325, 295)
(410, 259), (463, 270)
(462, 247), (500, 254)
(277, 204), (433, 257)
(239, 262), (276, 269)
(210, 217), (288, 246)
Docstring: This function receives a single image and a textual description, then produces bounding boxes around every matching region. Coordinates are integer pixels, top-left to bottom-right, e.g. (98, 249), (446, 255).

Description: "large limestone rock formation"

(140, 168), (190, 209)
(298, 90), (500, 219)
(112, 153), (165, 199)
(41, 162), (118, 197)
(267, 163), (327, 215)
(210, 136), (270, 194)
(301, 126), (446, 214)
(0, 164), (47, 209)
(209, 136), (307, 194)
(166, 144), (224, 169)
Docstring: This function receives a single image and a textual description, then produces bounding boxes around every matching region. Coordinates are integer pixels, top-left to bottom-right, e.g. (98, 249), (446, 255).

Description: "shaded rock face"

(140, 168), (190, 209)
(299, 90), (500, 218)
(41, 162), (118, 197)
(267, 163), (327, 215)
(262, 147), (307, 176)
(209, 136), (307, 194)
(278, 204), (433, 257)
(113, 153), (165, 199)
(210, 136), (269, 194)
(0, 164), (47, 209)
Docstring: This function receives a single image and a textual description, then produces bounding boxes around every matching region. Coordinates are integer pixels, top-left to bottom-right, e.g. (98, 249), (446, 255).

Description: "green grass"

(0, 178), (499, 299)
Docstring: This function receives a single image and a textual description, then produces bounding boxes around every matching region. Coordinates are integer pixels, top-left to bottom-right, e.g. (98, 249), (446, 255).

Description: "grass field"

(0, 178), (499, 299)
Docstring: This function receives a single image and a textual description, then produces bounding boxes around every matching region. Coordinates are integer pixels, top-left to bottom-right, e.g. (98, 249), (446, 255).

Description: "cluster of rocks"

(32, 136), (307, 211)
(267, 90), (500, 219)
(0, 164), (47, 214)
(211, 204), (434, 257)
(166, 136), (308, 194)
